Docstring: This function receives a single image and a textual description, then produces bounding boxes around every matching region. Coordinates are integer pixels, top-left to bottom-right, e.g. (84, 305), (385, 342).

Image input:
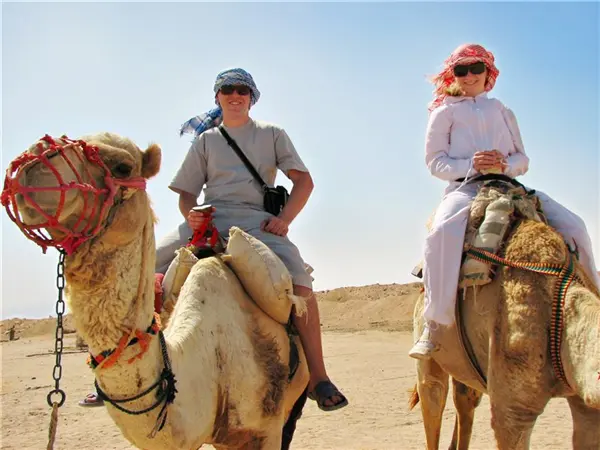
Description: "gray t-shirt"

(170, 119), (308, 208)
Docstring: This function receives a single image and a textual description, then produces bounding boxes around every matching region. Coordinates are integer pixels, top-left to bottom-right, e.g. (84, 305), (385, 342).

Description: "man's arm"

(177, 190), (199, 220)
(279, 169), (314, 225)
(173, 189), (210, 231)
(262, 169), (313, 237)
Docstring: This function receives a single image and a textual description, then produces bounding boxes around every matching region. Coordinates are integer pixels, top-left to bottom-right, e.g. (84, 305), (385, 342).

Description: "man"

(156, 68), (348, 412)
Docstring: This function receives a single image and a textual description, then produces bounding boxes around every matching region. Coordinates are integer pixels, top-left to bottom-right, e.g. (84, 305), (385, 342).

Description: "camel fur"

(10, 133), (310, 450)
(410, 185), (600, 450)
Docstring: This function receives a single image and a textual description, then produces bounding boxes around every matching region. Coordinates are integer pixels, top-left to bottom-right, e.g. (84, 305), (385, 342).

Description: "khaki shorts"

(155, 204), (313, 290)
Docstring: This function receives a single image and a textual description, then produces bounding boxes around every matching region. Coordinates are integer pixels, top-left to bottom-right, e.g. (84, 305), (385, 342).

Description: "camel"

(409, 181), (600, 450)
(2, 133), (310, 450)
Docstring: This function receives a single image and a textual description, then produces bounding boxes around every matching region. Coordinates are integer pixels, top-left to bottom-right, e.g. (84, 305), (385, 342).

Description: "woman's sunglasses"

(453, 61), (486, 77)
(220, 85), (251, 96)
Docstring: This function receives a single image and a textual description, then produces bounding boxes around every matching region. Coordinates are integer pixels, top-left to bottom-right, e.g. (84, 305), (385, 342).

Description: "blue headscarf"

(179, 68), (261, 138)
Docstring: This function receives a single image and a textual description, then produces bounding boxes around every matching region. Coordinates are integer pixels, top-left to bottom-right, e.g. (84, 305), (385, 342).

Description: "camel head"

(2, 133), (161, 255)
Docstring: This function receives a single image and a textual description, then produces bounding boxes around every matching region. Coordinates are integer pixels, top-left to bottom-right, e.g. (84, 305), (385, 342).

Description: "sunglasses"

(220, 85), (251, 96)
(453, 61), (486, 77)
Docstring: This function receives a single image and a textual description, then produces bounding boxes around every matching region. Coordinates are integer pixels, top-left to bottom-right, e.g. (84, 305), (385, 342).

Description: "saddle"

(411, 175), (547, 390)
(412, 174), (546, 284)
(158, 209), (303, 382)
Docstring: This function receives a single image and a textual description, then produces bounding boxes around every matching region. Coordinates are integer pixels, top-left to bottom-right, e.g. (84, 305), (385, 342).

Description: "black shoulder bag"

(218, 126), (289, 216)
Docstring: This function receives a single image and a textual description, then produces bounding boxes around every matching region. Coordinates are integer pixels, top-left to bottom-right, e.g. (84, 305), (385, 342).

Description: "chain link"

(47, 250), (66, 408)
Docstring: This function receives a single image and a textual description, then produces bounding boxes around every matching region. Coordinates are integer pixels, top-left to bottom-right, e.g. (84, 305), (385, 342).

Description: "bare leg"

(449, 378), (482, 450)
(568, 395), (600, 450)
(291, 285), (344, 408)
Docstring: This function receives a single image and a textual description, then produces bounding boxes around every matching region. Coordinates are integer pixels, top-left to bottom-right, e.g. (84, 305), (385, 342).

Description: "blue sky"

(2, 2), (598, 319)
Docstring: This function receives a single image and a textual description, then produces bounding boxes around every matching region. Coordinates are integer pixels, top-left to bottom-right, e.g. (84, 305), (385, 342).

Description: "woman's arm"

(425, 106), (473, 181)
(500, 105), (529, 177)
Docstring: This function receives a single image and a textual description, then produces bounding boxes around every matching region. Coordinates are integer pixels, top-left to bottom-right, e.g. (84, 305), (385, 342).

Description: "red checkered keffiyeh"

(428, 44), (500, 113)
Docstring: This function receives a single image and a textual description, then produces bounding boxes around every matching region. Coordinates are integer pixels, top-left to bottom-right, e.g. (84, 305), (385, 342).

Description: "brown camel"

(409, 187), (600, 450)
(2, 133), (309, 450)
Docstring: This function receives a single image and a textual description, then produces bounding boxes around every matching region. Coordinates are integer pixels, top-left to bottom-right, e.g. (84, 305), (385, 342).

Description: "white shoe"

(408, 325), (439, 360)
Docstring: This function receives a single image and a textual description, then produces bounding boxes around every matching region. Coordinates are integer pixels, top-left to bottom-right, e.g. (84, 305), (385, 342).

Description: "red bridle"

(1, 134), (147, 255)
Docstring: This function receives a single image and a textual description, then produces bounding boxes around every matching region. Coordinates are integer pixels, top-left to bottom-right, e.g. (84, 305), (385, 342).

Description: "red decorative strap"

(87, 313), (161, 370)
(2, 134), (147, 254)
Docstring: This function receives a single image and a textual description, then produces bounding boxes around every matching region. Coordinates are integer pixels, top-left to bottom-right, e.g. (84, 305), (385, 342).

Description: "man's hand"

(187, 206), (215, 231)
(261, 216), (290, 237)
(473, 150), (506, 172)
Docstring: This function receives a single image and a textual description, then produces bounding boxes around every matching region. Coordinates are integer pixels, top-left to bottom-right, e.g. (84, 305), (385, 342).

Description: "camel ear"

(142, 143), (161, 179)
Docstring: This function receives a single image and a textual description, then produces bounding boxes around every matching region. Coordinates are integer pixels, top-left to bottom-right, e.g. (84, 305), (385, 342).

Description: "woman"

(409, 43), (600, 360)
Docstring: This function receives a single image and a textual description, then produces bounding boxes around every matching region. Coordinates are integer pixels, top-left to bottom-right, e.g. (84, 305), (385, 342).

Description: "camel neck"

(562, 287), (600, 405)
(65, 215), (156, 356)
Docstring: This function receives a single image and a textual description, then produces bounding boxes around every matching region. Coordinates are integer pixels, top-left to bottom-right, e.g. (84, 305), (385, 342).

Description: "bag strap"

(218, 125), (267, 190)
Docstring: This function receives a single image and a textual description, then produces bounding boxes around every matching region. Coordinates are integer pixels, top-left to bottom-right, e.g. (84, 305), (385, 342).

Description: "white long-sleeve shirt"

(425, 92), (529, 182)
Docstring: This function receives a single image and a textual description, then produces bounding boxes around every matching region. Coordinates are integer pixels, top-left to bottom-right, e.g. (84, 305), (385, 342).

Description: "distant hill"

(1, 282), (423, 341)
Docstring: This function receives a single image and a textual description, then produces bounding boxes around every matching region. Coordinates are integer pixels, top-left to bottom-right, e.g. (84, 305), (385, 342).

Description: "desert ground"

(1, 282), (576, 450)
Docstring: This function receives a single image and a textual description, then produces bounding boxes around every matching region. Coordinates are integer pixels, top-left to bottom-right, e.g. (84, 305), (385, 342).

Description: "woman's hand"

(261, 216), (290, 237)
(473, 150), (506, 172)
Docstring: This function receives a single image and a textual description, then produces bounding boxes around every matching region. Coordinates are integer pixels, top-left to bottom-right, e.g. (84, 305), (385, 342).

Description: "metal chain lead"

(47, 250), (66, 408)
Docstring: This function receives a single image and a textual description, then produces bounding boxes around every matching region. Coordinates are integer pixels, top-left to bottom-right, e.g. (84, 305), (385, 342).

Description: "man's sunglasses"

(220, 85), (251, 96)
(453, 61), (486, 77)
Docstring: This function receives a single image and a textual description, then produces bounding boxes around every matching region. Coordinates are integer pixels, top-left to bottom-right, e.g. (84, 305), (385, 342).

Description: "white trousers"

(423, 183), (600, 326)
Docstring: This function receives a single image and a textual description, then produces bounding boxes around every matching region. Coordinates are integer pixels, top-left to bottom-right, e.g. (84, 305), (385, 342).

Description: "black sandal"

(308, 381), (348, 412)
(78, 392), (105, 407)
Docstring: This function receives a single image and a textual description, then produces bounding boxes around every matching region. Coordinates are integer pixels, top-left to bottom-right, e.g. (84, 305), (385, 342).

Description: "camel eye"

(113, 163), (132, 178)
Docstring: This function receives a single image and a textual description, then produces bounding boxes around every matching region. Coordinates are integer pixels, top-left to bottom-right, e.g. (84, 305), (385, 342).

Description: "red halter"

(1, 134), (147, 255)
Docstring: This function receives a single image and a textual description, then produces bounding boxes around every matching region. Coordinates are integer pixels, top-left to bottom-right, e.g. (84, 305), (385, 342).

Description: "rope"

(550, 253), (575, 386)
(94, 330), (177, 438)
(88, 315), (160, 369)
(92, 220), (176, 436)
(89, 221), (158, 370)
(1, 134), (147, 255)
(465, 245), (579, 388)
(465, 246), (566, 277)
(46, 403), (59, 450)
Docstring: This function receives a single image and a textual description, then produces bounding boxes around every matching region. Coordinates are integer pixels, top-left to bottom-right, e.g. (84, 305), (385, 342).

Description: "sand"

(0, 283), (576, 449)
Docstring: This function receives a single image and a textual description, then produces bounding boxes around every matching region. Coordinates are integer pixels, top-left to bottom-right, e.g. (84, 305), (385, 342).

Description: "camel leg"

(488, 388), (549, 450)
(568, 395), (600, 450)
(416, 358), (450, 450)
(253, 417), (287, 450)
(281, 389), (308, 450)
(449, 378), (482, 450)
(489, 402), (537, 450)
(487, 361), (548, 449)
(256, 431), (283, 450)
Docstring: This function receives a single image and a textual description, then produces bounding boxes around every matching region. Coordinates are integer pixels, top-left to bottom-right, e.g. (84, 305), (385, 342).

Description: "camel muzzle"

(2, 134), (147, 255)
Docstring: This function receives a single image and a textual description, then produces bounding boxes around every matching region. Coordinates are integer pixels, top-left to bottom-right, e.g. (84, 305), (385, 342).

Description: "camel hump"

(224, 227), (306, 324)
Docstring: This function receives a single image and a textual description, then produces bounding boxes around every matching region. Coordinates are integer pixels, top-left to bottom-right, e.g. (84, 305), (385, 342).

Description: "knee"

(571, 214), (588, 233)
(561, 214), (589, 242)
(293, 285), (313, 298)
(291, 285), (316, 321)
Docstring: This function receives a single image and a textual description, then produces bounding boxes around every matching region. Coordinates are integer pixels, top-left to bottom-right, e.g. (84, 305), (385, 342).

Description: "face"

(453, 61), (487, 97)
(14, 141), (105, 234)
(216, 84), (252, 118)
(8, 134), (157, 248)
